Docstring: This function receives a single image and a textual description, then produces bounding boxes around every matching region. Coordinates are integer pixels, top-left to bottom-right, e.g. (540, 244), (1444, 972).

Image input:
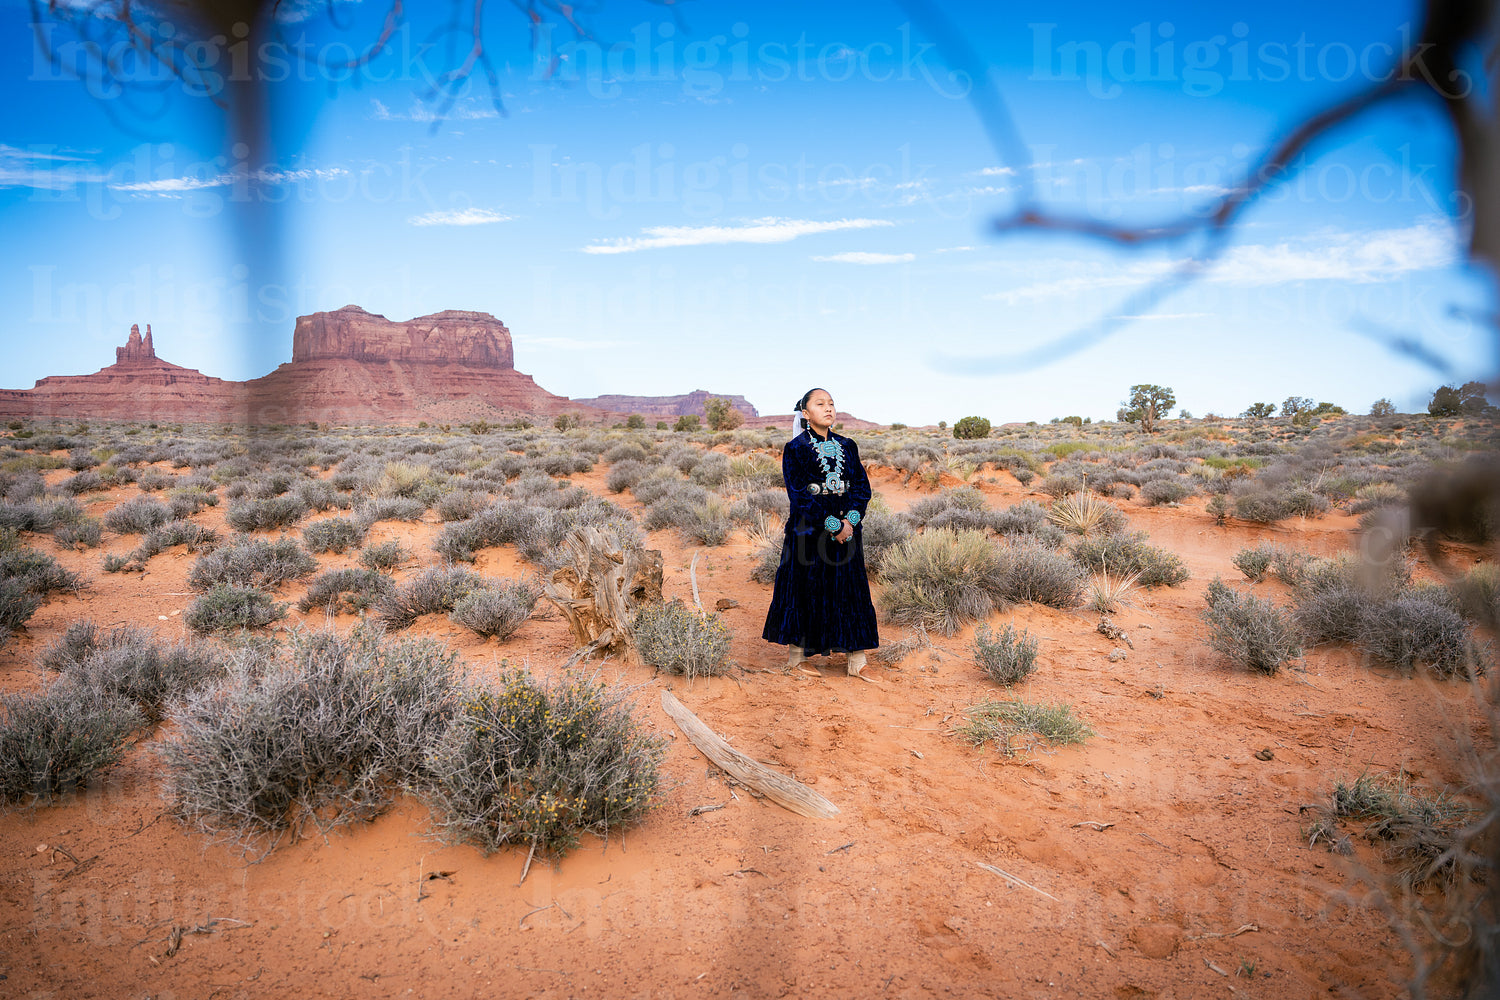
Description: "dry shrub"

(298, 568), (396, 615)
(1072, 530), (1189, 588)
(185, 585), (287, 634)
(449, 578), (542, 639)
(879, 528), (1008, 635)
(302, 516), (366, 554)
(158, 626), (461, 851)
(188, 537), (318, 591)
(425, 670), (665, 858)
(1046, 491), (1128, 536)
(997, 539), (1086, 608)
(1200, 578), (1302, 675)
(956, 699), (1092, 757)
(46, 624), (223, 722)
(0, 685), (143, 803)
(973, 623), (1039, 686)
(103, 496), (172, 534)
(632, 600), (732, 678)
(376, 567), (483, 629)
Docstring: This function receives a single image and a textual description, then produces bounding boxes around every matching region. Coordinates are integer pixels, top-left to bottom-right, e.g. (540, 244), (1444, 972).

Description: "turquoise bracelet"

(847, 509), (861, 527)
(824, 515), (842, 532)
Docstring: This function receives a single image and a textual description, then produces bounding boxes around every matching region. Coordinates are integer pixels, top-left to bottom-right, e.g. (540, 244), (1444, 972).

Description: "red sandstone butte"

(0, 308), (591, 425)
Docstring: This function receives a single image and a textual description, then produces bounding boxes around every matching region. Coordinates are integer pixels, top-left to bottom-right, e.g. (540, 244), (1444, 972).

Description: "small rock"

(1107, 649), (1128, 662)
(1255, 748), (1274, 761)
(715, 598), (739, 611)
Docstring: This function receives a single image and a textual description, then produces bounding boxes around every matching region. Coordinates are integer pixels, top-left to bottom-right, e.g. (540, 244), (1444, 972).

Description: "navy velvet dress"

(761, 428), (880, 654)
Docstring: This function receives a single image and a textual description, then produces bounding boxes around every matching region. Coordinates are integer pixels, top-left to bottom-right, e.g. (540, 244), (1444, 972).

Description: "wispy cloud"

(408, 208), (512, 227)
(0, 145), (104, 190)
(371, 98), (499, 122)
(975, 166), (1016, 177)
(811, 252), (915, 265)
(582, 217), (895, 255)
(110, 166), (348, 196)
(986, 221), (1459, 304)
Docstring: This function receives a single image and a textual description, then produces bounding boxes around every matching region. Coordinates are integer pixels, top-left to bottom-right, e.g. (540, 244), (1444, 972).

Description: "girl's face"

(803, 390), (836, 432)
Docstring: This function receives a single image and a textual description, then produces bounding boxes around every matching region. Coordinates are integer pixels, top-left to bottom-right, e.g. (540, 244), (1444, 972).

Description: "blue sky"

(1, 0), (1493, 424)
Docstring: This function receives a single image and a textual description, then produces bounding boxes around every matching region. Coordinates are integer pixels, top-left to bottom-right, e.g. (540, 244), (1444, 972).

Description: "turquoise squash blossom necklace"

(812, 432), (845, 489)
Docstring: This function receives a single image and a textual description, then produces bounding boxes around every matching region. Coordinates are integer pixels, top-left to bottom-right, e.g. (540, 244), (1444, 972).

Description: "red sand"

(0, 459), (1483, 998)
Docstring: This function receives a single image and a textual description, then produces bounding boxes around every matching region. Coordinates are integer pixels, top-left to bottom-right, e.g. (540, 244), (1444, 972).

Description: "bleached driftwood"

(543, 526), (662, 664)
(660, 689), (839, 820)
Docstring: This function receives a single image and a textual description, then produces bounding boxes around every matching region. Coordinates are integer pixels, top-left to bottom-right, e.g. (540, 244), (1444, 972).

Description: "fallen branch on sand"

(660, 689), (839, 819)
(975, 861), (1060, 902)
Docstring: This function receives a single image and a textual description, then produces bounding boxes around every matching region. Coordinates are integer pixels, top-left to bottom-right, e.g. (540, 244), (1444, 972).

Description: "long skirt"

(762, 524), (879, 654)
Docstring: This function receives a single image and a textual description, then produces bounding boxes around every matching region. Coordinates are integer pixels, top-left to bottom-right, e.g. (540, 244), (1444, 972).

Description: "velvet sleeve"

(843, 437), (871, 524)
(783, 439), (841, 534)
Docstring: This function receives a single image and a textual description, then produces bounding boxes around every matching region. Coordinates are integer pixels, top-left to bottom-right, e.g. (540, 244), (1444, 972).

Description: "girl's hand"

(835, 520), (854, 544)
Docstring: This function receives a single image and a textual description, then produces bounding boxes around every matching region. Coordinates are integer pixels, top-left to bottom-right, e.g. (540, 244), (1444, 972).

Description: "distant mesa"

(0, 310), (871, 427)
(573, 390), (759, 419)
(292, 305), (514, 369)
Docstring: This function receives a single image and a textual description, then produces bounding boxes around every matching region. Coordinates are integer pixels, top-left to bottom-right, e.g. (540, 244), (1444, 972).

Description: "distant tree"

(704, 397), (744, 432)
(889, 422), (907, 431)
(1059, 415), (1083, 427)
(1458, 380), (1491, 414)
(1178, 409), (1193, 420)
(953, 416), (992, 439)
(1310, 401), (1347, 416)
(625, 413), (646, 429)
(938, 420), (948, 430)
(1280, 396), (1315, 418)
(673, 414), (701, 432)
(656, 421), (669, 430)
(1370, 398), (1397, 416)
(553, 413), (580, 432)
(1241, 403), (1275, 419)
(1122, 384), (1176, 433)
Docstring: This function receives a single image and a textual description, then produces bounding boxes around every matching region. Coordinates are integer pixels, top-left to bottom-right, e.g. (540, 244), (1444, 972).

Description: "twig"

(519, 839), (538, 886)
(1204, 959), (1230, 977)
(1095, 940), (1118, 958)
(689, 803), (725, 817)
(1188, 923), (1259, 941)
(975, 862), (1059, 902)
(1138, 832), (1177, 853)
(1071, 821), (1115, 831)
(689, 551), (702, 612)
(519, 903), (554, 929)
(826, 842), (855, 855)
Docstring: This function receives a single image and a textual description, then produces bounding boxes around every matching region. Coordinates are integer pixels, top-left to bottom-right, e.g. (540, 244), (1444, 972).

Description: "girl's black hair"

(796, 387), (830, 412)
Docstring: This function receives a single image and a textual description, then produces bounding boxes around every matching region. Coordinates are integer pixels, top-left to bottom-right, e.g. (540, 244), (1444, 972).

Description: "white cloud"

(408, 208), (512, 227)
(1110, 312), (1212, 320)
(109, 166), (348, 196)
(975, 166), (1016, 177)
(0, 145), (103, 189)
(371, 98), (499, 122)
(986, 221), (1460, 303)
(811, 252), (915, 265)
(582, 217), (895, 254)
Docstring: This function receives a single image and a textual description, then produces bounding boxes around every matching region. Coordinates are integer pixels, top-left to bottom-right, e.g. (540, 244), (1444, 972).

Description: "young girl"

(761, 388), (880, 681)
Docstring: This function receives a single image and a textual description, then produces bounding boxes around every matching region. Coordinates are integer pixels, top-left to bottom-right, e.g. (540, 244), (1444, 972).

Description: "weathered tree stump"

(543, 525), (663, 663)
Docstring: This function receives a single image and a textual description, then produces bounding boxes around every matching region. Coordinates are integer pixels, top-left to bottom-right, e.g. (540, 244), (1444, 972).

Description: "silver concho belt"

(807, 480), (848, 495)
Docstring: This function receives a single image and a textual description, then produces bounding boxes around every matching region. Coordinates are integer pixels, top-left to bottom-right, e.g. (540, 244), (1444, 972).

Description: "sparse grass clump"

(158, 626), (461, 847)
(1, 532), (82, 645)
(879, 528), (1008, 635)
(632, 600), (732, 679)
(1086, 570), (1140, 613)
(298, 568), (397, 615)
(1231, 543), (1276, 582)
(1139, 478), (1195, 506)
(188, 537), (318, 591)
(972, 623), (1039, 685)
(1313, 772), (1472, 886)
(1200, 578), (1302, 675)
(751, 539), (783, 584)
(0, 686), (144, 802)
(449, 578), (543, 639)
(302, 516), (365, 554)
(1358, 592), (1476, 677)
(956, 699), (1092, 757)
(425, 670), (665, 857)
(54, 518), (103, 549)
(185, 585), (287, 634)
(1071, 530), (1190, 588)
